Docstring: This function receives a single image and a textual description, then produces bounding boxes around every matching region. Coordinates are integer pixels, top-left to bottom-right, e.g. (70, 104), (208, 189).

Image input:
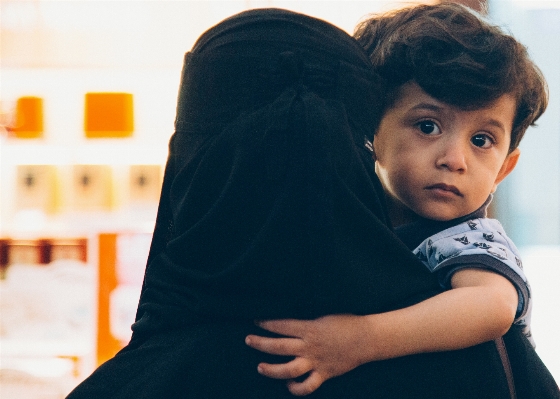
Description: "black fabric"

(504, 324), (560, 399)
(67, 8), (559, 398)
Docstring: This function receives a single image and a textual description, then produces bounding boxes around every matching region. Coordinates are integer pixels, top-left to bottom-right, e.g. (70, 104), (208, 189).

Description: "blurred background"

(1, 0), (558, 397)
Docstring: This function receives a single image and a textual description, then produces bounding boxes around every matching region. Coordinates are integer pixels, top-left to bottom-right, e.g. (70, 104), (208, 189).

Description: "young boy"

(245, 3), (550, 396)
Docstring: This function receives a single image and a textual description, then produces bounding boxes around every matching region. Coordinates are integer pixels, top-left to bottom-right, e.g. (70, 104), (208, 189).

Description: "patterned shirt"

(413, 218), (534, 347)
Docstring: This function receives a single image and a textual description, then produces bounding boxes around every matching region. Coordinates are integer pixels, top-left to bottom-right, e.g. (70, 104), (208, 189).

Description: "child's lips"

(426, 183), (463, 197)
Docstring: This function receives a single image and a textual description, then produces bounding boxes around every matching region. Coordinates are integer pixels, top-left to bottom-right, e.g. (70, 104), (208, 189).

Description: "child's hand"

(245, 314), (368, 396)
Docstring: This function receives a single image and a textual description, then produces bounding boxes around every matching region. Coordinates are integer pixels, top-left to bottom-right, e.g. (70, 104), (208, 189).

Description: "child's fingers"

(245, 335), (303, 356)
(287, 371), (325, 396)
(256, 319), (307, 337)
(257, 357), (311, 380)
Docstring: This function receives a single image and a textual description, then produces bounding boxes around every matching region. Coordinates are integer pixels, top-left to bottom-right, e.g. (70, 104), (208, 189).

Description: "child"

(245, 3), (550, 396)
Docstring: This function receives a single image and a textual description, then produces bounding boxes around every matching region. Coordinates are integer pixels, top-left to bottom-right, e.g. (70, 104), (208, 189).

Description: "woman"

(67, 8), (552, 398)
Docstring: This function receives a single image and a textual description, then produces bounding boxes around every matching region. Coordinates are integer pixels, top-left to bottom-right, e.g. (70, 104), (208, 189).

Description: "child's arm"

(245, 268), (518, 397)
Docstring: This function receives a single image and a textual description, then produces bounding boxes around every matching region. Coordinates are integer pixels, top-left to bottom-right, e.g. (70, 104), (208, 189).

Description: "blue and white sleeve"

(413, 218), (534, 347)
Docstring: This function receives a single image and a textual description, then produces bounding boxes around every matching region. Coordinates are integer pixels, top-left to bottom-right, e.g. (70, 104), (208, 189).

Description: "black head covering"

(67, 9), (559, 399)
(132, 8), (437, 333)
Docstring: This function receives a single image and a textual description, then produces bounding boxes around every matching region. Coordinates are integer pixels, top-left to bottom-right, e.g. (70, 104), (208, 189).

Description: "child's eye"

(417, 120), (440, 135)
(471, 134), (494, 149)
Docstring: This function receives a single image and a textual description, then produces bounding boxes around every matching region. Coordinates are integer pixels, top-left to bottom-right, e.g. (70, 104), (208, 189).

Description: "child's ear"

(492, 148), (520, 193)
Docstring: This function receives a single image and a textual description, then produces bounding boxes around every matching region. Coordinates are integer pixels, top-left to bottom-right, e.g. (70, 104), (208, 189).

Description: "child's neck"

(385, 195), (421, 228)
(387, 195), (492, 229)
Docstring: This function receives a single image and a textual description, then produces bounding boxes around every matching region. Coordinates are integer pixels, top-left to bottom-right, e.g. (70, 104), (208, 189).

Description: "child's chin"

(418, 210), (462, 222)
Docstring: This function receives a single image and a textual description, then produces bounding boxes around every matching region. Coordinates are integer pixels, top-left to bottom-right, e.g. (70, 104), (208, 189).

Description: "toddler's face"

(374, 81), (520, 224)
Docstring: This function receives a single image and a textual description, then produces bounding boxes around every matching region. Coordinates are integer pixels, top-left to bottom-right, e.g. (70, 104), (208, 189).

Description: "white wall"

(490, 0), (560, 384)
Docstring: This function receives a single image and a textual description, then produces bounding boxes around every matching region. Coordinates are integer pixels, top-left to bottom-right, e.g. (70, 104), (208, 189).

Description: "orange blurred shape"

(84, 92), (134, 138)
(97, 233), (123, 366)
(12, 96), (44, 138)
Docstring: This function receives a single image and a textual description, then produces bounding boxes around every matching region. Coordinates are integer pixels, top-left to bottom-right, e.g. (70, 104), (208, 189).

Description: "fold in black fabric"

(67, 8), (559, 399)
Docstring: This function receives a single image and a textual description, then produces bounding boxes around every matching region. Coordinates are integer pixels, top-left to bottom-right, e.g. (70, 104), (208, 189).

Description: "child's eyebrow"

(484, 119), (507, 133)
(408, 103), (444, 113)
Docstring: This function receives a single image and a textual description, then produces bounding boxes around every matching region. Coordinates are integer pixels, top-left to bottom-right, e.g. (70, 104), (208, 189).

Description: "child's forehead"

(393, 81), (517, 117)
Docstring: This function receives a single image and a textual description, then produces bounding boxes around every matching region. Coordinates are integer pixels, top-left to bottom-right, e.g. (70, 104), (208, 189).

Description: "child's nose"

(435, 140), (468, 172)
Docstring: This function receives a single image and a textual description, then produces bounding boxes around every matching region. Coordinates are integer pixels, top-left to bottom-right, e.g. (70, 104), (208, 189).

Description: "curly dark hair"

(354, 3), (548, 152)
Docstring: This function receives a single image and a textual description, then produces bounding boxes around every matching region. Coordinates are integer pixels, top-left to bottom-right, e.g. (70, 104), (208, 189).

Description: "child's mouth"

(426, 183), (463, 197)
